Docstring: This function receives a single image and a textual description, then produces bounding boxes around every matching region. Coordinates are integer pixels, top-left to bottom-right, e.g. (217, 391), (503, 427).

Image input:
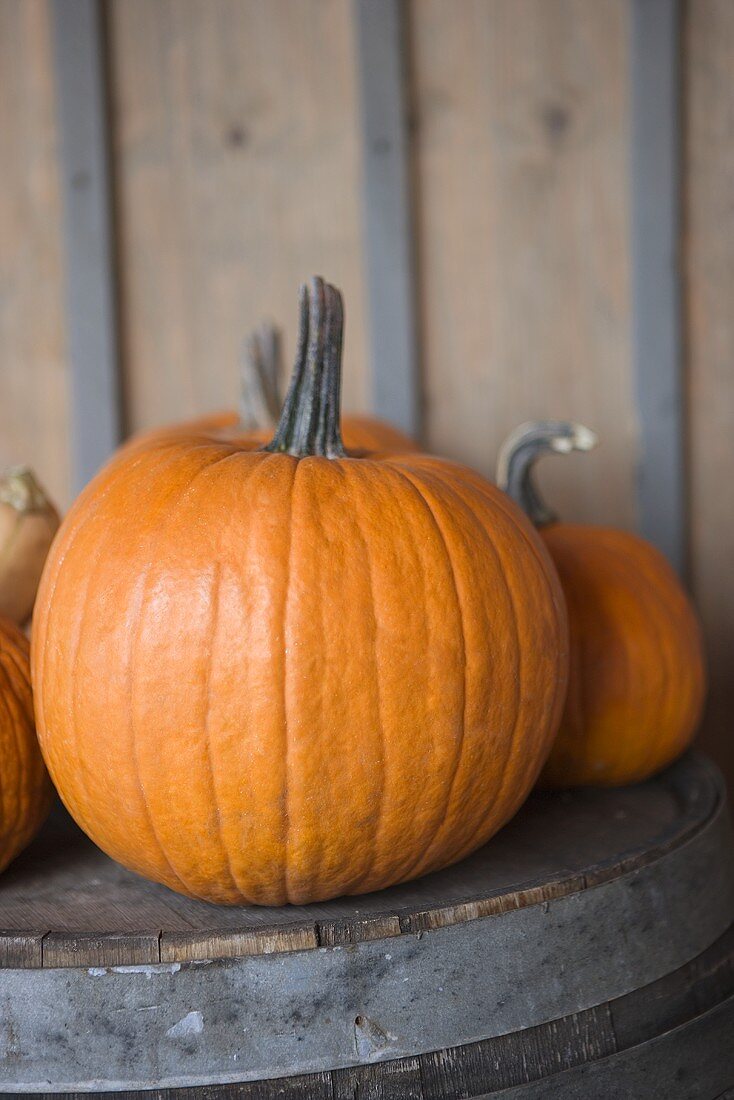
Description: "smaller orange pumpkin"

(0, 616), (53, 872)
(497, 421), (707, 788)
(115, 323), (417, 468)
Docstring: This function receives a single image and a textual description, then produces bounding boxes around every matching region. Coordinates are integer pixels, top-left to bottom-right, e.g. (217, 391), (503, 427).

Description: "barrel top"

(0, 751), (723, 967)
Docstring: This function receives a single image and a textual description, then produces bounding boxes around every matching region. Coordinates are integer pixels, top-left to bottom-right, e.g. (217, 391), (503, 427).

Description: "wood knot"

(225, 124), (249, 149)
(541, 103), (571, 145)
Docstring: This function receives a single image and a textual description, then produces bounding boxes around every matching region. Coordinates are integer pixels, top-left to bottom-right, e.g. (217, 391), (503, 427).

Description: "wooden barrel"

(0, 751), (732, 1098)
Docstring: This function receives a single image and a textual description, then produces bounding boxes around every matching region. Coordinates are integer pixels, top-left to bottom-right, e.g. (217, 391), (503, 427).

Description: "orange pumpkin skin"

(539, 524), (706, 788)
(111, 410), (240, 467)
(497, 422), (708, 789)
(32, 442), (567, 905)
(33, 279), (568, 909)
(0, 617), (53, 873)
(340, 415), (418, 453)
(116, 410), (417, 465)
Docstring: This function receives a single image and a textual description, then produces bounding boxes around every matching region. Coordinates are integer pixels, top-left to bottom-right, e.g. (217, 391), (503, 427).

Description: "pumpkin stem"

(0, 467), (56, 514)
(239, 323), (283, 431)
(496, 421), (598, 526)
(265, 277), (346, 458)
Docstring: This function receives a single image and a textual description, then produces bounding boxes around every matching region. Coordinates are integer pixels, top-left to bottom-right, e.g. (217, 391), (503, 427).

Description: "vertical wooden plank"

(51, 0), (121, 489)
(685, 0), (734, 789)
(0, 0), (71, 508)
(109, 0), (367, 435)
(410, 0), (637, 529)
(630, 0), (685, 575)
(353, 0), (419, 436)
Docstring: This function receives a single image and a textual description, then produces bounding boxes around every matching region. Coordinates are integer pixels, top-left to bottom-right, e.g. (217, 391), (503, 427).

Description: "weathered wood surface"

(108, 0), (369, 436)
(4, 928), (734, 1096)
(410, 0), (636, 529)
(0, 754), (732, 1093)
(491, 996), (734, 1099)
(0, 0), (71, 508)
(0, 752), (723, 962)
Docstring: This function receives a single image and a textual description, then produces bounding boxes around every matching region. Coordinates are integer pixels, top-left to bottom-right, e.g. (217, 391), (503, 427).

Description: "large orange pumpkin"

(0, 617), (53, 873)
(497, 421), (706, 788)
(32, 279), (568, 906)
(115, 322), (417, 467)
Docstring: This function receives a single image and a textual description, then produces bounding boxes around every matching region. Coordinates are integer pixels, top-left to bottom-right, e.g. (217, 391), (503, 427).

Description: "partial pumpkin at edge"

(0, 616), (53, 874)
(497, 421), (706, 788)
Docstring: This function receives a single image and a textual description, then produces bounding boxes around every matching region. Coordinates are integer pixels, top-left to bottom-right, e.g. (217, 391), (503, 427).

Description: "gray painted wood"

(51, 0), (121, 491)
(0, 756), (731, 1091)
(630, 0), (686, 576)
(21, 927), (734, 1096)
(353, 0), (419, 437)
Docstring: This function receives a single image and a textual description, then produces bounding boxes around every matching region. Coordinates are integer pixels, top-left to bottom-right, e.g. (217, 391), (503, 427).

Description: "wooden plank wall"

(0, 0), (733, 784)
(0, 0), (70, 508)
(685, 0), (734, 784)
(412, 0), (636, 529)
(108, 0), (368, 435)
